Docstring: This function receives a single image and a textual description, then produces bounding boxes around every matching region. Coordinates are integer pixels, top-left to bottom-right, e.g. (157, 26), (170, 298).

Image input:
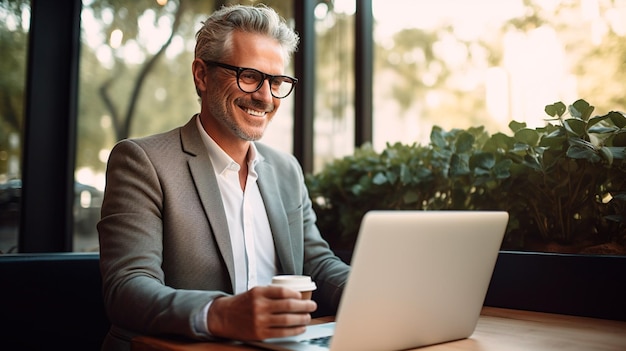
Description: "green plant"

(306, 99), (626, 253)
(503, 100), (626, 248)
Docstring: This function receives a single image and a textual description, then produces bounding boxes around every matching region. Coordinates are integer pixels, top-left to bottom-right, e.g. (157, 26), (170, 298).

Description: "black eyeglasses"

(204, 60), (298, 99)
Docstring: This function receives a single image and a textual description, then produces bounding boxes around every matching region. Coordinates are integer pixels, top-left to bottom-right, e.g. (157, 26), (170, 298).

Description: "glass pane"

(0, 1), (29, 254)
(372, 0), (626, 255)
(75, 0), (296, 252)
(372, 0), (626, 151)
(313, 0), (355, 172)
(254, 0), (297, 154)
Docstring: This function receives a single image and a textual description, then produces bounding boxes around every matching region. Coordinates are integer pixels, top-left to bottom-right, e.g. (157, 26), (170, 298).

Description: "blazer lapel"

(180, 116), (236, 292)
(256, 155), (297, 274)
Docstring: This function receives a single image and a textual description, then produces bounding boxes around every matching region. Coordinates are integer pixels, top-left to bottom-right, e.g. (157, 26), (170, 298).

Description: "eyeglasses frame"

(203, 60), (298, 99)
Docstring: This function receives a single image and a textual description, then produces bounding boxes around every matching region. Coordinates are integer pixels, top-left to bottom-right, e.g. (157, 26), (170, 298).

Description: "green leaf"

(588, 125), (617, 134)
(483, 132), (514, 153)
(612, 132), (626, 147)
(570, 99), (594, 121)
(545, 126), (566, 138)
(522, 154), (542, 171)
(385, 170), (398, 184)
(568, 137), (595, 149)
(350, 183), (363, 196)
(470, 152), (496, 170)
(430, 126), (447, 149)
(414, 167), (433, 181)
(539, 133), (566, 149)
(588, 115), (608, 128)
(450, 154), (470, 176)
(511, 142), (530, 153)
(599, 146), (613, 166)
(493, 159), (512, 179)
(399, 164), (411, 183)
(608, 111), (626, 128)
(545, 101), (566, 117)
(508, 120), (527, 133)
(455, 132), (475, 153)
(563, 118), (586, 137)
(605, 146), (626, 159)
(474, 168), (491, 177)
(566, 145), (601, 162)
(403, 191), (419, 204)
(359, 174), (375, 188)
(514, 128), (540, 146)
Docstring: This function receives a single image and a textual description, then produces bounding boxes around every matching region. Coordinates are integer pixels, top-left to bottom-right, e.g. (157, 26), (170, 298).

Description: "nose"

(252, 78), (274, 102)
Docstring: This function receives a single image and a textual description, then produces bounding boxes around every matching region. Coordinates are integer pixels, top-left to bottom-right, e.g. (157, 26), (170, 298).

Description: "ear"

(192, 58), (208, 95)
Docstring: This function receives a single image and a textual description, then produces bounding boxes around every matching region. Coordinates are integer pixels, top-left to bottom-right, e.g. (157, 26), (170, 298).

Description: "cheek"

(216, 87), (239, 109)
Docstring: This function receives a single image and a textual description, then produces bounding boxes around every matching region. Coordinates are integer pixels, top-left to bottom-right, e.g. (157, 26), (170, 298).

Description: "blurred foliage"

(2, 0), (626, 183)
(0, 0), (29, 179)
(77, 0), (292, 173)
(307, 99), (626, 253)
(0, 0), (296, 179)
(373, 0), (626, 143)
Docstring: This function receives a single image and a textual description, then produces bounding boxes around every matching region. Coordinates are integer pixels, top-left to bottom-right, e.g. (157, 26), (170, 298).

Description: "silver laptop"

(249, 210), (509, 351)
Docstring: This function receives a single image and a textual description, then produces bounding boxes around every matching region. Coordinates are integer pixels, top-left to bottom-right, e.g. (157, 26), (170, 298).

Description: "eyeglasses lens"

(238, 69), (294, 98)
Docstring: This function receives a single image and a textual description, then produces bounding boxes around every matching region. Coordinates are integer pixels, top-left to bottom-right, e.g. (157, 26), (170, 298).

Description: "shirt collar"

(195, 115), (263, 173)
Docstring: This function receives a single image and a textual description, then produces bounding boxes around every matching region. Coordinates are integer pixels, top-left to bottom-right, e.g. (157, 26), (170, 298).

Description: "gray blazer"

(97, 116), (349, 351)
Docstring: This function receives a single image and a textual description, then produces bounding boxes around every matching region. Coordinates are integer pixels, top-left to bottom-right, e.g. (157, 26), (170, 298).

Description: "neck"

(199, 114), (250, 166)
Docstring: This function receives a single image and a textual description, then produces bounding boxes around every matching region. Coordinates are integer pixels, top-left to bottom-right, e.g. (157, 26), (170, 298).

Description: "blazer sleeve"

(98, 138), (227, 341)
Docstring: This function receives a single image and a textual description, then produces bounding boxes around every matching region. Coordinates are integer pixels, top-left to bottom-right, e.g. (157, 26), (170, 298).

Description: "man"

(97, 4), (350, 351)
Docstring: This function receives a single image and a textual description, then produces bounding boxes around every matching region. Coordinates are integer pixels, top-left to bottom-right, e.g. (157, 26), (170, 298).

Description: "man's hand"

(207, 285), (318, 341)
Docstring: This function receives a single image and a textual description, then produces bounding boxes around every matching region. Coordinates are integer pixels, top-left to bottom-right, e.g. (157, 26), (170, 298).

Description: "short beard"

(210, 98), (270, 141)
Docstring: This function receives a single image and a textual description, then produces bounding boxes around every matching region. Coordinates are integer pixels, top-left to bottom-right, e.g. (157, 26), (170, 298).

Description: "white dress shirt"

(193, 116), (278, 334)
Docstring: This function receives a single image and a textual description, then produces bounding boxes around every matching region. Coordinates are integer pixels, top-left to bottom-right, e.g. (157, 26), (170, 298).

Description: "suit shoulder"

(113, 127), (181, 152)
(255, 143), (300, 166)
(255, 142), (302, 173)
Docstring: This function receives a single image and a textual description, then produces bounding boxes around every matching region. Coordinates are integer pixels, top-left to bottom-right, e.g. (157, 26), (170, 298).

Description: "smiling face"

(195, 30), (286, 150)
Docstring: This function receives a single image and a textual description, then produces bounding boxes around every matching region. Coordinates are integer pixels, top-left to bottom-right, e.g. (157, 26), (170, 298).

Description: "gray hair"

(195, 4), (300, 65)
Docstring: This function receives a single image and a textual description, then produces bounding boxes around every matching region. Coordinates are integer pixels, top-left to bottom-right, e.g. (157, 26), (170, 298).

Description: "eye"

(270, 78), (284, 88)
(239, 69), (262, 83)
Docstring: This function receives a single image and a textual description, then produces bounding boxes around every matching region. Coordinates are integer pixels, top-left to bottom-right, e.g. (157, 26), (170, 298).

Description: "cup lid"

(270, 275), (317, 291)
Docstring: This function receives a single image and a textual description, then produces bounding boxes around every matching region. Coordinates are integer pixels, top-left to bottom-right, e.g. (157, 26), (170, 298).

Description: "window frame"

(20, 0), (80, 252)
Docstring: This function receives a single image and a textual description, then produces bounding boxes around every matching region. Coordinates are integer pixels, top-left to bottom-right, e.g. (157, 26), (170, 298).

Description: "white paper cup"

(270, 275), (317, 299)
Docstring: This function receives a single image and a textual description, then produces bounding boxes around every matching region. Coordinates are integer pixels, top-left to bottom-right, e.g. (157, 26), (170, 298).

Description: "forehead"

(227, 31), (286, 74)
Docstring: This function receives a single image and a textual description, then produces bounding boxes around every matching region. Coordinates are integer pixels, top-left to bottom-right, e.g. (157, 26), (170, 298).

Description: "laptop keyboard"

(304, 335), (332, 348)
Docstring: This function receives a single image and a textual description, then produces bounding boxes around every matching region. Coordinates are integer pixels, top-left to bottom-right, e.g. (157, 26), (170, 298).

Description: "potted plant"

(306, 100), (626, 322)
(306, 99), (626, 255)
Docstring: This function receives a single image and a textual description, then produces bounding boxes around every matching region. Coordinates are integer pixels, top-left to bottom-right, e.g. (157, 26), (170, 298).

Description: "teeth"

(246, 108), (265, 117)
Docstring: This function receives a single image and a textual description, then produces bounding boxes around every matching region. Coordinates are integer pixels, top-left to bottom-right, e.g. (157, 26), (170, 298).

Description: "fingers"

(255, 286), (318, 314)
(255, 313), (312, 340)
(262, 285), (302, 299)
(207, 286), (318, 341)
(263, 304), (313, 326)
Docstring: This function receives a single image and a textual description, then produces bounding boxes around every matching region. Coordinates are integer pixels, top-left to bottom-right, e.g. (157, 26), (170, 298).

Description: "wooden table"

(131, 307), (626, 350)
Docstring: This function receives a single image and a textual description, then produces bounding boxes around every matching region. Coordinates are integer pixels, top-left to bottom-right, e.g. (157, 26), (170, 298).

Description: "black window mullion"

(354, 0), (373, 147)
(20, 0), (82, 252)
(293, 0), (316, 174)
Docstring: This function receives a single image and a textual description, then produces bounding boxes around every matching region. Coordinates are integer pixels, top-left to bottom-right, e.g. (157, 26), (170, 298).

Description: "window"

(371, 0), (626, 148)
(4, 0), (625, 322)
(313, 0), (356, 171)
(0, 1), (29, 254)
(75, 0), (296, 252)
(369, 0), (626, 255)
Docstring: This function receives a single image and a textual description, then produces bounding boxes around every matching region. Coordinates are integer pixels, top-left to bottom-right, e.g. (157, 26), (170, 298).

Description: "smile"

(244, 107), (266, 117)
